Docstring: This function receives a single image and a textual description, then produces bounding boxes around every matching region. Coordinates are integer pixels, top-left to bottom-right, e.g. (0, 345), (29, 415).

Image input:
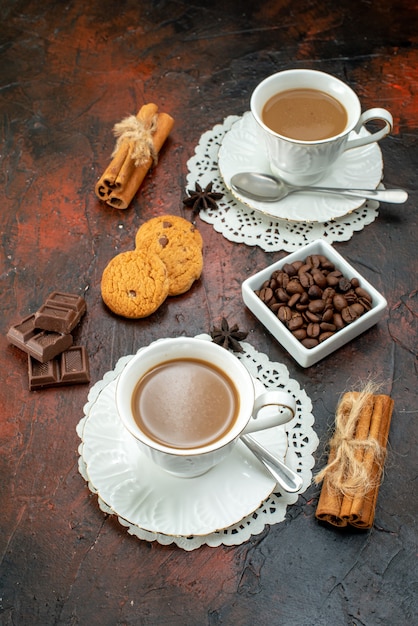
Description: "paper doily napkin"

(186, 115), (380, 252)
(77, 335), (319, 550)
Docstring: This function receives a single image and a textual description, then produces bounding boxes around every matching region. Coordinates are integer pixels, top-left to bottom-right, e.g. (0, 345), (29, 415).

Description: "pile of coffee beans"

(255, 254), (373, 349)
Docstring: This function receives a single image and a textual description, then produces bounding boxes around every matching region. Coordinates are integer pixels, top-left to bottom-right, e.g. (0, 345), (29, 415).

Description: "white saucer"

(218, 112), (383, 223)
(79, 365), (288, 537)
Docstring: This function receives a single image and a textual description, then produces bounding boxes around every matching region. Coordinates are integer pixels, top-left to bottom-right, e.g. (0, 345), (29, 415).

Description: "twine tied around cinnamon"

(112, 114), (159, 168)
(314, 384), (387, 498)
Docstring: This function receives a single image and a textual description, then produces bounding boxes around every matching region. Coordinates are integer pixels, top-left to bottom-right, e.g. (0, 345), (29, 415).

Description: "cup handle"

(344, 108), (393, 151)
(242, 390), (296, 434)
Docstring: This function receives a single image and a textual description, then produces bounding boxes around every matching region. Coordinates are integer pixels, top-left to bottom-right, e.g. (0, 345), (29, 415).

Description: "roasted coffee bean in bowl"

(242, 240), (387, 367)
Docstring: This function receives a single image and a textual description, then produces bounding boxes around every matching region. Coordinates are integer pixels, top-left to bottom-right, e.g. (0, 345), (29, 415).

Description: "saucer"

(218, 112), (383, 223)
(79, 365), (288, 537)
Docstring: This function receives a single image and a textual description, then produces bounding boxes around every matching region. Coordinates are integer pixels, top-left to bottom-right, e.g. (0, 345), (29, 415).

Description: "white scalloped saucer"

(218, 111), (383, 223)
(78, 359), (290, 537)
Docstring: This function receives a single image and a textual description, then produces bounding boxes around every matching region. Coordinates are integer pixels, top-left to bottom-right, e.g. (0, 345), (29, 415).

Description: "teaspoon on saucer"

(240, 434), (303, 493)
(230, 172), (408, 204)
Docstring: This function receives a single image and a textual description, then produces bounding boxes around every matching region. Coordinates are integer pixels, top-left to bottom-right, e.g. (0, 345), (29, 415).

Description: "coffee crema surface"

(262, 88), (348, 141)
(131, 358), (240, 449)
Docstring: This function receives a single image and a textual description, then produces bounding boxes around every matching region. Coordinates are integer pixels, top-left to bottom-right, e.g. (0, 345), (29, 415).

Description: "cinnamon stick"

(315, 389), (394, 529)
(339, 392), (374, 524)
(95, 103), (174, 209)
(349, 394), (394, 528)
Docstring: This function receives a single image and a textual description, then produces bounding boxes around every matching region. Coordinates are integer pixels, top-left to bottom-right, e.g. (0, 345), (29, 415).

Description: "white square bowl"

(242, 239), (387, 368)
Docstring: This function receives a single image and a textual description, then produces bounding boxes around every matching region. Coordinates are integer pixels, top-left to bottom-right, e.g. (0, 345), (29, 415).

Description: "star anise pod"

(210, 318), (248, 353)
(183, 182), (223, 222)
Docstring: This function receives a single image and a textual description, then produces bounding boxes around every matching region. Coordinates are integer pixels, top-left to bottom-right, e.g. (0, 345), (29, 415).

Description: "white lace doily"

(186, 115), (380, 252)
(77, 335), (318, 550)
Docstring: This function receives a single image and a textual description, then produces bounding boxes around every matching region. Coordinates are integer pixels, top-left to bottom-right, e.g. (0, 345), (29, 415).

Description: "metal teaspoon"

(230, 172), (408, 204)
(240, 433), (303, 493)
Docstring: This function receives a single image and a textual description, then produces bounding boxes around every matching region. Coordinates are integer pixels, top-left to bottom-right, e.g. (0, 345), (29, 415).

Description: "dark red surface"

(1, 1), (417, 624)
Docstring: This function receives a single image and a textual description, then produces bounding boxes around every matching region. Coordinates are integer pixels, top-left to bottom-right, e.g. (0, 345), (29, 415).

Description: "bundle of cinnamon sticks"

(95, 103), (174, 209)
(315, 386), (394, 529)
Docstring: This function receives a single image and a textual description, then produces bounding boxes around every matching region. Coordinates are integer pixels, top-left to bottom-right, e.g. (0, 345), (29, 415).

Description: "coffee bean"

(321, 307), (334, 322)
(304, 309), (322, 323)
(299, 271), (314, 289)
(308, 285), (322, 299)
(351, 302), (365, 316)
(306, 254), (321, 268)
(333, 312), (345, 329)
(302, 337), (319, 349)
(322, 287), (336, 302)
(311, 268), (327, 289)
(287, 293), (301, 308)
(278, 306), (292, 323)
(338, 277), (352, 292)
(306, 322), (320, 338)
(358, 296), (372, 311)
(292, 260), (304, 271)
(292, 328), (307, 340)
(320, 322), (337, 332)
(258, 287), (274, 305)
(319, 331), (335, 342)
(319, 256), (335, 271)
(269, 278), (278, 291)
(298, 263), (312, 274)
(288, 313), (304, 331)
(326, 270), (343, 287)
(333, 294), (348, 311)
(308, 299), (325, 314)
(286, 279), (305, 295)
(355, 287), (372, 302)
(345, 290), (358, 304)
(275, 271), (289, 289)
(341, 304), (363, 324)
(282, 263), (297, 276)
(276, 287), (289, 302)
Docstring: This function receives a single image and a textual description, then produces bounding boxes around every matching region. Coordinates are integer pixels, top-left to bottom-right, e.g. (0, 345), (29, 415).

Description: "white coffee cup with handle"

(250, 68), (393, 185)
(116, 337), (296, 478)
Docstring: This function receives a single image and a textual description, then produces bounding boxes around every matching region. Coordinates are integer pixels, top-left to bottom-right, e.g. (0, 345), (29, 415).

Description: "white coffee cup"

(250, 69), (393, 185)
(116, 337), (296, 478)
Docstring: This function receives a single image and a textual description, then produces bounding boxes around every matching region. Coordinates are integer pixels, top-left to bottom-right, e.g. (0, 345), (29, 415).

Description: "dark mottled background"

(1, 1), (417, 624)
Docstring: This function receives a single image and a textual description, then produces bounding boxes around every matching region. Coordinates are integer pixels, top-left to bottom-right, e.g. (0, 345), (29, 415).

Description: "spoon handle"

(299, 186), (408, 204)
(240, 434), (303, 493)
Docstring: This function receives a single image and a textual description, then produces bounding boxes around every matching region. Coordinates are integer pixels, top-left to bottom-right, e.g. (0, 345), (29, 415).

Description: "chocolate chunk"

(34, 292), (86, 334)
(28, 346), (90, 390)
(7, 314), (73, 363)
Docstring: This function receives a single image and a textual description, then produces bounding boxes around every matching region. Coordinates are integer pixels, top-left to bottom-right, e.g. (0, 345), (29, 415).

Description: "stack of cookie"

(101, 215), (203, 318)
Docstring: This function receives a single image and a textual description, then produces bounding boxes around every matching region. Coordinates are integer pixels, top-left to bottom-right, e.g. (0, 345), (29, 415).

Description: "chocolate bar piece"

(7, 315), (73, 363)
(28, 346), (90, 390)
(34, 292), (87, 334)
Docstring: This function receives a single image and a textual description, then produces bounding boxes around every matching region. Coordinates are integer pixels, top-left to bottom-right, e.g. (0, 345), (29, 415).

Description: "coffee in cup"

(116, 337), (296, 477)
(131, 357), (239, 449)
(250, 69), (393, 185)
(262, 88), (348, 141)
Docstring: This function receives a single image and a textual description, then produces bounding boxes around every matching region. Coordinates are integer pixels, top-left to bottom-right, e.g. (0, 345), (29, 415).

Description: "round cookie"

(101, 250), (169, 318)
(135, 215), (203, 296)
(135, 215), (203, 251)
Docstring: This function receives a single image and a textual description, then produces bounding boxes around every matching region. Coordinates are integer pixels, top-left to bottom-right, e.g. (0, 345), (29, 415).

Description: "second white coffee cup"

(250, 68), (393, 185)
(116, 337), (296, 478)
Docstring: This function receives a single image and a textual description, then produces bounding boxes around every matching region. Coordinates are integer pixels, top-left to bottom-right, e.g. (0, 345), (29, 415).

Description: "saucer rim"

(218, 111), (383, 223)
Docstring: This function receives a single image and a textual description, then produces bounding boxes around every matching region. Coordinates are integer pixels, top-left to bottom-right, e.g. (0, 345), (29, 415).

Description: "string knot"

(112, 114), (158, 167)
(315, 385), (387, 497)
